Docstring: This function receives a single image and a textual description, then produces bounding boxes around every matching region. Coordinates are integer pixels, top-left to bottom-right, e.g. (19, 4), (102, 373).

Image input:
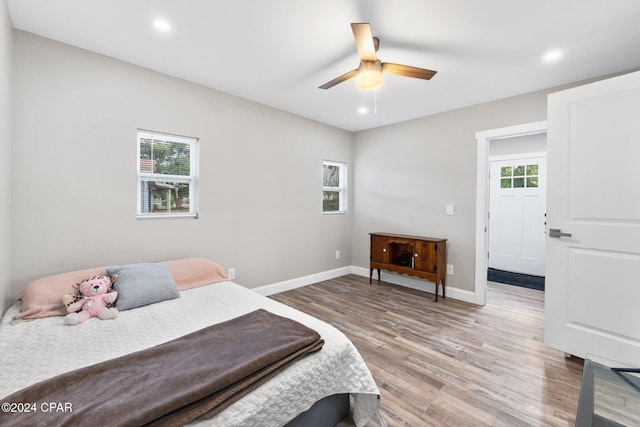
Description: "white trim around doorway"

(474, 121), (547, 305)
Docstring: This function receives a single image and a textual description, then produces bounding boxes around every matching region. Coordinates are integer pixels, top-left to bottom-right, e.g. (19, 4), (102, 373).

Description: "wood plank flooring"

(270, 274), (584, 427)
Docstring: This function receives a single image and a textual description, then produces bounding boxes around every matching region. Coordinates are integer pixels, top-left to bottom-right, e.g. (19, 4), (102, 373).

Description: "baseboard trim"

(253, 266), (352, 296)
(350, 266), (476, 304)
(255, 265), (477, 304)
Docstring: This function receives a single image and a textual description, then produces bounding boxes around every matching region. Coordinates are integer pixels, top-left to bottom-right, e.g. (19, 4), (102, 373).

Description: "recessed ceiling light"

(358, 106), (368, 114)
(153, 20), (171, 32)
(543, 50), (562, 63)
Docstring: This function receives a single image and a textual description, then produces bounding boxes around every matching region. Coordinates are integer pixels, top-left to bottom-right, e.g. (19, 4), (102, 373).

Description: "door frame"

(474, 121), (547, 305)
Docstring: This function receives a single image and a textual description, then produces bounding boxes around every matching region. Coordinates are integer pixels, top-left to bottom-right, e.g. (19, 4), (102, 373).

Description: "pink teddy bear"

(65, 276), (118, 325)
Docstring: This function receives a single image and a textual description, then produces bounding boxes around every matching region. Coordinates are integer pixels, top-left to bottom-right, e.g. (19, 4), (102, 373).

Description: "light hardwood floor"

(270, 274), (584, 427)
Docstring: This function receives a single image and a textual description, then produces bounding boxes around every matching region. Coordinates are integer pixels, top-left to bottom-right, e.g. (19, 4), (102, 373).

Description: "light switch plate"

(446, 205), (455, 215)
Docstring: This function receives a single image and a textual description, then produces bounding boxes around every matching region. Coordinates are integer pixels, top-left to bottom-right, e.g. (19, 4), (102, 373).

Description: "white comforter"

(0, 281), (379, 426)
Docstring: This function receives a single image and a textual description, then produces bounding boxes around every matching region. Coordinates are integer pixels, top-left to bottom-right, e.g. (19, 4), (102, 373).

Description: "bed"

(0, 259), (381, 426)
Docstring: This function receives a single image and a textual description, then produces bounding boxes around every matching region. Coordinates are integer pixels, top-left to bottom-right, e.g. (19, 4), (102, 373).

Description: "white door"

(489, 155), (546, 276)
(545, 70), (640, 366)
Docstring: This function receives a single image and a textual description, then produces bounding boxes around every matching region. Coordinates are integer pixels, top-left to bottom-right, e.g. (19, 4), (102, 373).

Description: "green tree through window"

(137, 130), (199, 218)
(323, 160), (347, 213)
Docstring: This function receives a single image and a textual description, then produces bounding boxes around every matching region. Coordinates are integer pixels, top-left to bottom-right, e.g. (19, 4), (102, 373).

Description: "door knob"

(549, 228), (572, 238)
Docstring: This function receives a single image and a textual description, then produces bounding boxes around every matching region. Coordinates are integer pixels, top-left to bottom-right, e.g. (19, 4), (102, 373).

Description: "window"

(500, 163), (539, 189)
(323, 160), (347, 213)
(137, 130), (199, 218)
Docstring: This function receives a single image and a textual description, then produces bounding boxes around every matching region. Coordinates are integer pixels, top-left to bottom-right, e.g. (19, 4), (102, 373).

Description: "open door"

(545, 70), (640, 366)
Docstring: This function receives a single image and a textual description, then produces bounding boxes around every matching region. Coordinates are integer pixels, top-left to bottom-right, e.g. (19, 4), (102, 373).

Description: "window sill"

(323, 211), (346, 215)
(137, 213), (198, 220)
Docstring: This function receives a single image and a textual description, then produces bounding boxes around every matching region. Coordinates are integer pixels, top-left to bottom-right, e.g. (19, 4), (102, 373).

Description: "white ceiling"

(7, 0), (640, 132)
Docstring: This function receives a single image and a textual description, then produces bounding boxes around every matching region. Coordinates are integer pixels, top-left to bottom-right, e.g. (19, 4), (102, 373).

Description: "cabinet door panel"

(371, 235), (388, 264)
(414, 240), (437, 273)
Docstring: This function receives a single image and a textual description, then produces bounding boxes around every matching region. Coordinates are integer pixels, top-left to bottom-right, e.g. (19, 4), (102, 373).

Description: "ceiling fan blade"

(382, 62), (437, 80)
(351, 23), (377, 61)
(319, 68), (360, 90)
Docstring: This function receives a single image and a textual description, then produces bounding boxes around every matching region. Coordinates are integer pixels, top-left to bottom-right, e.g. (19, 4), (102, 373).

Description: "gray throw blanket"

(0, 309), (324, 427)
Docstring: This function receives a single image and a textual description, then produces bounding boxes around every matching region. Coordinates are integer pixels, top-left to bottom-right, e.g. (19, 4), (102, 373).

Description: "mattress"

(0, 281), (380, 426)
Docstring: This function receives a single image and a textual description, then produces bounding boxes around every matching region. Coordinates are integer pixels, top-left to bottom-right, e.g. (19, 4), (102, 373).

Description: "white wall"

(489, 132), (546, 157)
(352, 90), (551, 294)
(10, 29), (636, 306)
(0, 0), (12, 313)
(11, 31), (354, 295)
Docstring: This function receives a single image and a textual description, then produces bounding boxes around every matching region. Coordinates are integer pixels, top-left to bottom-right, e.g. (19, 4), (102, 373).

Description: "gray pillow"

(107, 263), (179, 311)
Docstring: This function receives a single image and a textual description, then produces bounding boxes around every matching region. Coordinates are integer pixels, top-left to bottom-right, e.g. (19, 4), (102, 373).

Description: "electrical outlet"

(446, 264), (454, 275)
(335, 250), (340, 260)
(228, 268), (236, 280)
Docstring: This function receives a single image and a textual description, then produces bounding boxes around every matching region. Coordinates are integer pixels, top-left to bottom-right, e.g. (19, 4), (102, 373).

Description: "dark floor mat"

(487, 268), (545, 291)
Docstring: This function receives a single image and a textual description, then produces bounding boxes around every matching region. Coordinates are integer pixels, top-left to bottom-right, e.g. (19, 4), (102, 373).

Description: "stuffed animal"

(65, 276), (118, 325)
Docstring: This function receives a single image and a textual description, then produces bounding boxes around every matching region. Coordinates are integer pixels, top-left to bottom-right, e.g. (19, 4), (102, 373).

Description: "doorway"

(488, 135), (547, 290)
(474, 121), (547, 305)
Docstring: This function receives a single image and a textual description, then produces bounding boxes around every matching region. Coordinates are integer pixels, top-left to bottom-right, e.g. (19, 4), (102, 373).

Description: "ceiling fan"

(319, 23), (437, 91)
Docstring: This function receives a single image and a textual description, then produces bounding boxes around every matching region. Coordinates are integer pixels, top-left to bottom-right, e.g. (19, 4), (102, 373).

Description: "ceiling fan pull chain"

(374, 90), (378, 115)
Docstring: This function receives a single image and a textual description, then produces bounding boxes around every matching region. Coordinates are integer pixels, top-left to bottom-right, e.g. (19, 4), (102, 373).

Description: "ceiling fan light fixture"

(356, 60), (383, 90)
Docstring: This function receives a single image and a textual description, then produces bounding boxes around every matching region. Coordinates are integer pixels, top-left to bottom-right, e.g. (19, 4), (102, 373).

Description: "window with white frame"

(137, 130), (199, 218)
(323, 160), (347, 214)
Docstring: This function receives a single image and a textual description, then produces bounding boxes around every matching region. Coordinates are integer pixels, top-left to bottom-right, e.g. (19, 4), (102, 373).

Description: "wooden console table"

(370, 232), (447, 302)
